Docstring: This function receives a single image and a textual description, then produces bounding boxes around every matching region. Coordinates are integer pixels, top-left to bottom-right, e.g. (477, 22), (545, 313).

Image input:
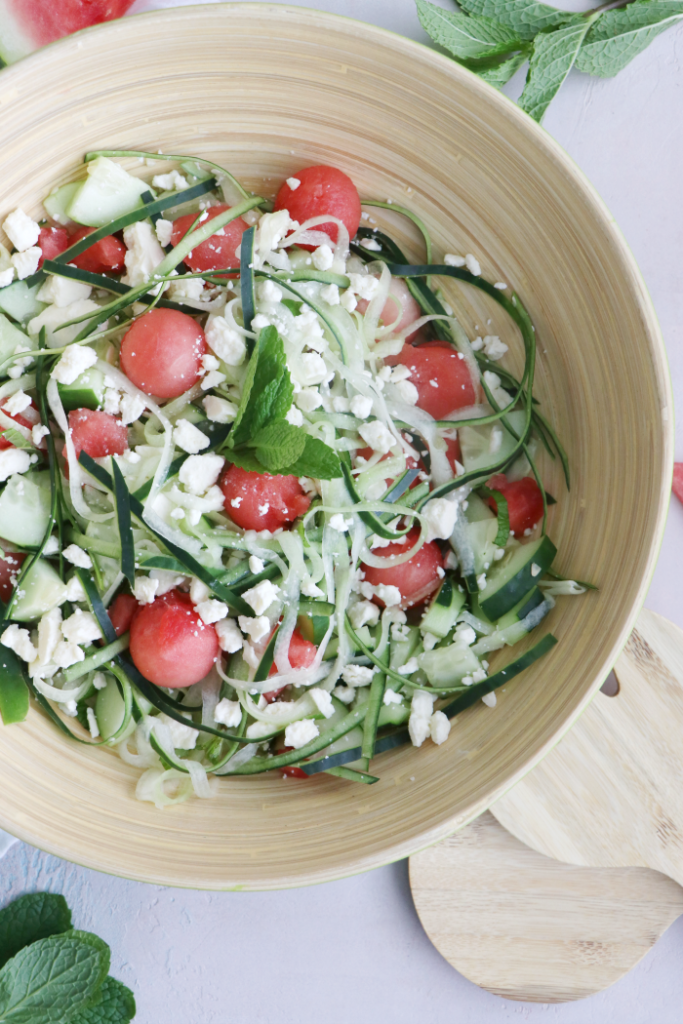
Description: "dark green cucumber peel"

(0, 647), (30, 725)
(479, 535), (557, 620)
(240, 226), (256, 342)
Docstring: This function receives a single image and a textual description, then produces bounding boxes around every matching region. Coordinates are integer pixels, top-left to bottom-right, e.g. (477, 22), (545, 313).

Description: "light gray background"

(2, 1), (683, 1020)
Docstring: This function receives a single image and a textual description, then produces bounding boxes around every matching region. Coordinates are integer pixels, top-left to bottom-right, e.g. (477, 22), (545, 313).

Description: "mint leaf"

(456, 0), (573, 41)
(519, 16), (594, 122)
(285, 434), (342, 480)
(477, 50), (529, 86)
(0, 429), (32, 451)
(249, 421), (307, 473)
(576, 0), (683, 77)
(281, 299), (303, 316)
(224, 448), (267, 473)
(229, 326), (294, 448)
(0, 895), (71, 970)
(69, 976), (136, 1024)
(417, 0), (523, 59)
(0, 930), (109, 1024)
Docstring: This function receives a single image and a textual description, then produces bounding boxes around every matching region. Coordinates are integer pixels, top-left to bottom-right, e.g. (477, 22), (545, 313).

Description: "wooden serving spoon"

(410, 608), (683, 1001)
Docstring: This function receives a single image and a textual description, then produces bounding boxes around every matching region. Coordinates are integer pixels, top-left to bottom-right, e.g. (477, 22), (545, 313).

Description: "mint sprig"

(225, 325), (341, 479)
(417, 0), (683, 121)
(0, 894), (135, 1024)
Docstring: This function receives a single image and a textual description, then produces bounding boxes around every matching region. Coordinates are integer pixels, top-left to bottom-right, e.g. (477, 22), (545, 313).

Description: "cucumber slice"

(466, 518), (499, 576)
(0, 314), (30, 364)
(389, 625), (420, 671)
(421, 578), (466, 639)
(479, 535), (556, 620)
(378, 701), (409, 727)
(57, 366), (106, 412)
(0, 471), (52, 547)
(460, 410), (526, 475)
(43, 182), (81, 226)
(418, 643), (481, 687)
(12, 558), (68, 622)
(0, 280), (46, 323)
(95, 676), (127, 740)
(465, 492), (495, 523)
(67, 157), (150, 228)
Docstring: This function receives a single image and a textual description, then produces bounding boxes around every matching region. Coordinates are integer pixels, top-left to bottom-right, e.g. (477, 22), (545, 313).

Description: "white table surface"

(2, 1), (683, 1020)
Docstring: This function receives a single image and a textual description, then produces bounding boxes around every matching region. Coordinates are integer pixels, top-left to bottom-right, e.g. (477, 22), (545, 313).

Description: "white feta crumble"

(196, 599), (229, 625)
(51, 345), (98, 386)
(319, 283), (340, 305)
(215, 617), (243, 653)
(310, 688), (334, 719)
(149, 568), (186, 595)
(36, 607), (62, 666)
(101, 388), (121, 416)
(393, 379), (419, 405)
(243, 579), (281, 616)
(493, 282), (508, 290)
(64, 576), (86, 603)
(286, 177), (301, 190)
(482, 335), (508, 361)
(476, 573), (487, 591)
(348, 600), (380, 629)
(174, 418), (210, 455)
(205, 316), (246, 365)
(409, 690), (436, 747)
(214, 698), (242, 728)
(93, 672), (107, 691)
(230, 497), (242, 508)
(202, 395), (237, 424)
(133, 575), (159, 605)
(465, 253), (481, 276)
(188, 577), (210, 604)
(333, 685), (356, 705)
(284, 718), (319, 749)
(453, 623), (477, 647)
(383, 689), (403, 706)
(374, 583), (402, 607)
(37, 275), (91, 308)
(61, 609), (101, 646)
(178, 452), (224, 495)
(360, 237), (382, 252)
(248, 555), (265, 575)
(3, 390), (31, 416)
(482, 691), (497, 707)
(201, 369), (227, 391)
(86, 707), (100, 739)
(0, 451), (32, 483)
(349, 394), (373, 419)
(256, 279), (283, 304)
(341, 664), (374, 686)
(422, 497), (458, 542)
(0, 268), (15, 288)
(52, 640), (85, 669)
(301, 576), (324, 598)
(62, 700), (78, 717)
(1, 624), (37, 663)
(168, 276), (205, 302)
(285, 405), (304, 426)
(358, 420), (394, 455)
(397, 657), (419, 676)
(443, 253), (466, 267)
(312, 244), (334, 271)
(295, 388), (323, 412)
(152, 169), (189, 191)
(298, 352), (328, 386)
(348, 273), (380, 301)
(430, 710), (451, 745)
(121, 222), (166, 289)
(158, 713), (198, 749)
(62, 544), (92, 569)
(329, 513), (353, 533)
(3, 209), (40, 251)
(155, 218), (173, 247)
(11, 247), (41, 280)
(340, 289), (357, 312)
(531, 562), (542, 577)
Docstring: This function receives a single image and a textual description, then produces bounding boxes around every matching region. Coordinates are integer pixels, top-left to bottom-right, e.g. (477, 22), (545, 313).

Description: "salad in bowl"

(0, 151), (585, 806)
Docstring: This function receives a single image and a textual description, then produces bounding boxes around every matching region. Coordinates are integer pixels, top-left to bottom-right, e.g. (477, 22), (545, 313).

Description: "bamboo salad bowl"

(0, 4), (671, 889)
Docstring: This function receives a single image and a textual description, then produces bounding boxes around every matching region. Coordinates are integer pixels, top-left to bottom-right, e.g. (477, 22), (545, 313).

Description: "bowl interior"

(0, 4), (671, 889)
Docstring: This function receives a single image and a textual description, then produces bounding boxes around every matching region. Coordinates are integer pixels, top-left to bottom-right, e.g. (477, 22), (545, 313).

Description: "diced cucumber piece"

(418, 643), (481, 687)
(389, 624), (420, 671)
(378, 701), (409, 727)
(466, 518), (499, 575)
(479, 535), (556, 620)
(495, 587), (545, 629)
(96, 677), (127, 740)
(314, 724), (364, 760)
(0, 471), (52, 547)
(421, 578), (466, 639)
(57, 366), (106, 412)
(0, 314), (30, 364)
(0, 280), (46, 324)
(460, 410), (526, 475)
(67, 157), (150, 228)
(13, 559), (67, 622)
(465, 492), (495, 523)
(43, 182), (81, 226)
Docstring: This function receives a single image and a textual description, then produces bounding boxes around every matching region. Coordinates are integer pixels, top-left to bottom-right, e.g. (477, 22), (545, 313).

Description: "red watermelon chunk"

(0, 0), (136, 65)
(673, 463), (683, 506)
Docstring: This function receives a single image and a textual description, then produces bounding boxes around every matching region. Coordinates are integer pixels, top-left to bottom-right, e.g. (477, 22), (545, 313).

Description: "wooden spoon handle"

(492, 608), (683, 884)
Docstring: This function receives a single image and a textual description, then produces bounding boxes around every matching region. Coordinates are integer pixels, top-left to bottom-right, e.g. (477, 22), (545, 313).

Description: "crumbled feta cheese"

(465, 253), (481, 276)
(476, 573), (487, 591)
(349, 394), (373, 420)
(93, 672), (107, 690)
(0, 451), (32, 484)
(360, 237), (382, 252)
(152, 169), (189, 191)
(247, 555), (264, 575)
(52, 640), (85, 669)
(397, 657), (419, 676)
(3, 390), (31, 416)
(155, 218), (173, 247)
(174, 418), (210, 455)
(483, 335), (508, 361)
(11, 247), (41, 280)
(243, 579), (281, 616)
(202, 395), (237, 423)
(383, 689), (403, 706)
(341, 664), (374, 686)
(320, 283), (340, 305)
(295, 388), (323, 412)
(51, 345), (98, 386)
(149, 568), (186, 595)
(331, 396), (349, 413)
(493, 546), (505, 561)
(102, 389), (122, 416)
(121, 221), (166, 289)
(421, 632), (439, 652)
(284, 718), (319, 749)
(257, 279), (283, 304)
(471, 336), (484, 352)
(298, 353), (328, 386)
(348, 600), (380, 629)
(411, 690), (436, 719)
(133, 575), (159, 605)
(531, 562), (542, 577)
(158, 713), (198, 749)
(230, 497), (242, 508)
(1, 624), (37, 663)
(310, 688), (334, 718)
(443, 253), (466, 267)
(482, 691), (497, 707)
(61, 609), (101, 646)
(62, 700), (78, 717)
(286, 177), (301, 190)
(430, 710), (451, 745)
(215, 617), (243, 653)
(393, 379), (419, 405)
(340, 289), (357, 312)
(201, 369), (227, 391)
(256, 209), (293, 253)
(348, 273), (380, 301)
(178, 452), (224, 495)
(333, 685), (356, 704)
(329, 513), (352, 533)
(205, 316), (246, 366)
(3, 209), (40, 251)
(62, 544), (92, 569)
(409, 713), (431, 748)
(86, 707), (100, 739)
(64, 576), (86, 603)
(196, 599), (229, 625)
(36, 607), (62, 665)
(251, 314), (271, 333)
(0, 268), (14, 288)
(189, 577), (210, 604)
(37, 275), (92, 308)
(312, 244), (334, 271)
(168, 276), (205, 302)
(301, 576), (324, 598)
(358, 420), (394, 454)
(422, 496), (458, 542)
(374, 583), (402, 607)
(493, 282), (508, 290)
(454, 623), (476, 647)
(214, 698), (242, 728)
(285, 405), (304, 426)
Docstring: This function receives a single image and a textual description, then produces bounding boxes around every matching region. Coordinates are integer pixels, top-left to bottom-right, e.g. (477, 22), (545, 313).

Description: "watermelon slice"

(0, 0), (137, 65)
(673, 463), (683, 506)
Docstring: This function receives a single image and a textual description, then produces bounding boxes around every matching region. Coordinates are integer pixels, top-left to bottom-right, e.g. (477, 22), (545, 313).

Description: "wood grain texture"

(0, 6), (671, 889)
(410, 811), (683, 1002)
(494, 610), (683, 884)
